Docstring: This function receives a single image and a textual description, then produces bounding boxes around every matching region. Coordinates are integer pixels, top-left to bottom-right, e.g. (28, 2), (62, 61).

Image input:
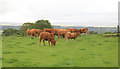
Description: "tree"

(35, 20), (53, 30)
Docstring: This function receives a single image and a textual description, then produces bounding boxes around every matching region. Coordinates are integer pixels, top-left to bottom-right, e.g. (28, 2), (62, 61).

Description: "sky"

(0, 0), (120, 26)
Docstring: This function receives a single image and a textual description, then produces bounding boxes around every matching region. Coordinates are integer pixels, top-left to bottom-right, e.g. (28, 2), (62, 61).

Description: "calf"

(39, 32), (57, 46)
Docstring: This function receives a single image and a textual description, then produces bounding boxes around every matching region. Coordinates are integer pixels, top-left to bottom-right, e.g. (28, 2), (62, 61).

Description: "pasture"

(2, 34), (118, 67)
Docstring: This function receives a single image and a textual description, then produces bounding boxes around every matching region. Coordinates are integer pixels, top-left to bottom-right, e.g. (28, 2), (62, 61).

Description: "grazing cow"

(65, 32), (78, 42)
(79, 28), (88, 35)
(31, 29), (42, 36)
(58, 29), (69, 39)
(39, 32), (57, 46)
(26, 29), (37, 37)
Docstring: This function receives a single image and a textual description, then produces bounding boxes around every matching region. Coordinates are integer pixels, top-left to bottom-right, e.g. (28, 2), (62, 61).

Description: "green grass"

(2, 34), (118, 67)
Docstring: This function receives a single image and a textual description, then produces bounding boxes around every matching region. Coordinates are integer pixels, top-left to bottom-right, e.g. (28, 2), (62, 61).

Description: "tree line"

(2, 20), (53, 36)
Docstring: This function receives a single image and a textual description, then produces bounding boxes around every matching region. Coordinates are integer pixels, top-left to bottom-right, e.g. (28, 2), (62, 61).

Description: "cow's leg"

(48, 40), (50, 46)
(79, 32), (81, 36)
(65, 34), (68, 42)
(58, 33), (61, 39)
(27, 33), (28, 38)
(86, 32), (88, 35)
(39, 39), (41, 46)
(43, 40), (46, 46)
(74, 38), (76, 42)
(39, 36), (42, 46)
(34, 33), (37, 37)
(31, 33), (33, 37)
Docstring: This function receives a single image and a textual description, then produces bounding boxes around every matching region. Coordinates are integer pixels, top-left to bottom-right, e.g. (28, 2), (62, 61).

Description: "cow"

(39, 32), (57, 46)
(79, 28), (88, 35)
(31, 29), (42, 36)
(26, 29), (37, 37)
(65, 32), (78, 42)
(66, 28), (80, 36)
(52, 28), (61, 35)
(44, 28), (61, 35)
(58, 29), (69, 39)
(44, 28), (53, 33)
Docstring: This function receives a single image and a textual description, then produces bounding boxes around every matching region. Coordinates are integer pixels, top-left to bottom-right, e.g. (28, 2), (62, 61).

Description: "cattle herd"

(26, 28), (88, 46)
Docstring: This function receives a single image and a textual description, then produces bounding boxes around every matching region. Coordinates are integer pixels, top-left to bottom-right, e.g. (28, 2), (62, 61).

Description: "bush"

(94, 32), (98, 34)
(104, 31), (112, 34)
(2, 28), (19, 36)
(89, 31), (94, 34)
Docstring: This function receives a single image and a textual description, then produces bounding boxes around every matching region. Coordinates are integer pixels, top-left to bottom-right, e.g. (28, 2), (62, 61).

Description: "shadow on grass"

(16, 51), (26, 53)
(3, 51), (11, 54)
(7, 59), (18, 63)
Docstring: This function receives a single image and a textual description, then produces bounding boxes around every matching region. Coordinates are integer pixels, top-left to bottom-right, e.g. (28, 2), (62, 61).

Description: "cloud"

(0, 0), (119, 26)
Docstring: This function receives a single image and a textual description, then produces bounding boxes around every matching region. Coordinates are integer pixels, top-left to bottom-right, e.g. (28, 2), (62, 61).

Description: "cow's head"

(51, 40), (57, 46)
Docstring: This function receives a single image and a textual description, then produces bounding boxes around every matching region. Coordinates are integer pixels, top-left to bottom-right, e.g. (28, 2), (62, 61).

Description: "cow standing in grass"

(58, 29), (69, 39)
(79, 28), (88, 35)
(31, 29), (42, 36)
(66, 28), (80, 36)
(39, 32), (57, 46)
(65, 32), (79, 42)
(44, 28), (60, 35)
(26, 29), (42, 37)
(26, 29), (37, 37)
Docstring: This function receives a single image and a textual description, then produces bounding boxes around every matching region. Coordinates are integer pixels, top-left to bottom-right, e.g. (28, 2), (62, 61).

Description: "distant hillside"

(0, 25), (117, 34)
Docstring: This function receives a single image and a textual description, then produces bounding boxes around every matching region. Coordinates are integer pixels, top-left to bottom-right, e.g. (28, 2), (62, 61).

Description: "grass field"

(2, 34), (118, 67)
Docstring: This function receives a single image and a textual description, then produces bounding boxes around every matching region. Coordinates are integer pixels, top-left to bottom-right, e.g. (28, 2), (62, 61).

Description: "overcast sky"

(0, 0), (120, 26)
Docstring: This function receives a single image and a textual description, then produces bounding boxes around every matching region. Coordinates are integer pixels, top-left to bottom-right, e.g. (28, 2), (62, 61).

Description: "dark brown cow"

(39, 32), (57, 46)
(26, 29), (37, 37)
(79, 28), (88, 35)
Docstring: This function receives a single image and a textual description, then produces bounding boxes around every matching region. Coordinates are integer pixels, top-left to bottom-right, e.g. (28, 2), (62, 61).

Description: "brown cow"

(66, 28), (80, 36)
(52, 28), (61, 35)
(31, 29), (42, 36)
(39, 32), (57, 46)
(79, 28), (88, 35)
(44, 28), (53, 33)
(65, 32), (78, 42)
(44, 28), (61, 35)
(58, 29), (69, 39)
(26, 29), (37, 37)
